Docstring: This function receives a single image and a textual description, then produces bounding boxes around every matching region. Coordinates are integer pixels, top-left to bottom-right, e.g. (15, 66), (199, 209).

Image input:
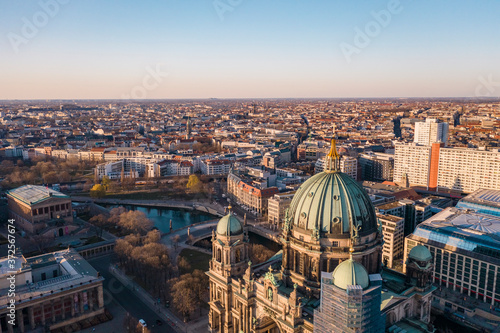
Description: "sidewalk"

(108, 265), (209, 333)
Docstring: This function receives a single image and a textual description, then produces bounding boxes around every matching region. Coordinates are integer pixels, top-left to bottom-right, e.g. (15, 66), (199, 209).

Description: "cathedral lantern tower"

(208, 206), (249, 332)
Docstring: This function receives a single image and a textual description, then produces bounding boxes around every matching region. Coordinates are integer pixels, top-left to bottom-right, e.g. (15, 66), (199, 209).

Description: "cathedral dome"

(216, 210), (243, 236)
(408, 245), (432, 262)
(288, 170), (378, 237)
(332, 257), (370, 290)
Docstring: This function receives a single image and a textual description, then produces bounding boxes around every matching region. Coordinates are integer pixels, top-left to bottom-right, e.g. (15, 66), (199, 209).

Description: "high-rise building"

(393, 116), (402, 138)
(376, 199), (431, 236)
(393, 143), (432, 188)
(414, 118), (449, 145)
(359, 152), (394, 181)
(394, 143), (500, 193)
(453, 111), (461, 127)
(378, 214), (405, 269)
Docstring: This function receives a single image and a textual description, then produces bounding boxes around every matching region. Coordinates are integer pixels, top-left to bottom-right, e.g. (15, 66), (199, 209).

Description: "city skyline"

(2, 0), (500, 100)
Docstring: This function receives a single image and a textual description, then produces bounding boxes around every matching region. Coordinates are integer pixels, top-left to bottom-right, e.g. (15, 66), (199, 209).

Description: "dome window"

(333, 217), (341, 224)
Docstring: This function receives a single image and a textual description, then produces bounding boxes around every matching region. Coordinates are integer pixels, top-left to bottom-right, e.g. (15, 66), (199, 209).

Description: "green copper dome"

(288, 171), (377, 237)
(216, 213), (243, 236)
(408, 245), (432, 262)
(332, 258), (370, 290)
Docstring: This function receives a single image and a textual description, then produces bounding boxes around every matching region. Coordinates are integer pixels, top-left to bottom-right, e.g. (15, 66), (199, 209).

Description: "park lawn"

(178, 249), (211, 273)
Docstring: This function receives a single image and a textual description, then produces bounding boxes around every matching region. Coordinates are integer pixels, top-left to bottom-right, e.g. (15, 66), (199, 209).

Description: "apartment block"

(378, 214), (404, 269)
(394, 143), (500, 193)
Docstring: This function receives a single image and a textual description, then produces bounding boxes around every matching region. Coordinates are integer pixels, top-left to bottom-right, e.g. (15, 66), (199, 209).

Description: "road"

(88, 256), (176, 333)
(213, 179), (258, 221)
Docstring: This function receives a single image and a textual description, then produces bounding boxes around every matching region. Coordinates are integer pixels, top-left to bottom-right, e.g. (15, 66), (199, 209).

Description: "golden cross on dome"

(326, 126), (340, 172)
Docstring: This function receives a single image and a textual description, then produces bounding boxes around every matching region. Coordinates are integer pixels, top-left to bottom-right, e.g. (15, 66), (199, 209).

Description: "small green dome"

(332, 258), (370, 290)
(408, 245), (432, 262)
(288, 171), (377, 236)
(216, 213), (243, 236)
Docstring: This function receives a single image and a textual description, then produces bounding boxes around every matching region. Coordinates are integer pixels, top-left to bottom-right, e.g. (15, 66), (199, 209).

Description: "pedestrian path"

(108, 265), (208, 333)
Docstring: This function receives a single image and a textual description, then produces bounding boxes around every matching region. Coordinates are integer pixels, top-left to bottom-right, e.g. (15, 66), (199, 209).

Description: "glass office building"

(405, 207), (500, 307)
(456, 189), (500, 217)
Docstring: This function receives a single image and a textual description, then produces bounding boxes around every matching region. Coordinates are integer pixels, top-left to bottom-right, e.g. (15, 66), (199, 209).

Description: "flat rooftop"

(0, 249), (102, 309)
(459, 189), (500, 209)
(6, 185), (69, 206)
(377, 201), (404, 210)
(412, 207), (500, 254)
(377, 213), (403, 223)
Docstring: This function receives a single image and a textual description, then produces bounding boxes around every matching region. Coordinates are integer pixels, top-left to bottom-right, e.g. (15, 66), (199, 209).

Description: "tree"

(109, 206), (126, 224)
(118, 210), (153, 235)
(186, 174), (202, 192)
(90, 184), (106, 198)
(170, 270), (209, 320)
(144, 229), (161, 244)
(31, 234), (53, 254)
(42, 171), (59, 184)
(177, 257), (191, 275)
(89, 214), (108, 238)
(170, 276), (198, 321)
(101, 175), (111, 190)
(249, 244), (275, 265)
(172, 234), (180, 250)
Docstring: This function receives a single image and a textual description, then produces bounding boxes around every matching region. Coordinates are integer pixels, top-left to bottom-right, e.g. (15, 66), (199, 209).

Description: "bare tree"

(89, 214), (108, 238)
(118, 210), (153, 235)
(172, 234), (180, 250)
(31, 234), (53, 254)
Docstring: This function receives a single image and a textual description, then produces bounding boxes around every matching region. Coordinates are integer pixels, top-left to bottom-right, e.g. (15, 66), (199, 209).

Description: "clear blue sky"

(1, 0), (499, 99)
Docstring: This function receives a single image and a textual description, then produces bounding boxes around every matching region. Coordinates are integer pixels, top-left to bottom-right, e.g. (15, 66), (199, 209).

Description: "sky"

(0, 0), (499, 100)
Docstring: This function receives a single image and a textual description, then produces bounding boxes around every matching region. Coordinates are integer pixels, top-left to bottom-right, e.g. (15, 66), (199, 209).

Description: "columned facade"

(0, 285), (104, 333)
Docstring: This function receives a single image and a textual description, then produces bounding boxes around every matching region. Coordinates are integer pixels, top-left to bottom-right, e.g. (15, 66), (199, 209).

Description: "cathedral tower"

(208, 207), (249, 332)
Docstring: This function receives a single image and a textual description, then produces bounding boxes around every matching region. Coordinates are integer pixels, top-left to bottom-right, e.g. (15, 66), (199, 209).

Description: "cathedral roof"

(408, 245), (432, 262)
(332, 257), (370, 290)
(288, 170), (378, 237)
(216, 209), (243, 236)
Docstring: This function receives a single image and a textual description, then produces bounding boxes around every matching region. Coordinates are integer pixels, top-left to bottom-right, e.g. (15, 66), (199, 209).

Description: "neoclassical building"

(0, 249), (105, 333)
(207, 139), (435, 333)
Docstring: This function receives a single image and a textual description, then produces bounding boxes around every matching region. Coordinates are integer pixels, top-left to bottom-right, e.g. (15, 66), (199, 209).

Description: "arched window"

(235, 249), (241, 263)
(217, 248), (222, 262)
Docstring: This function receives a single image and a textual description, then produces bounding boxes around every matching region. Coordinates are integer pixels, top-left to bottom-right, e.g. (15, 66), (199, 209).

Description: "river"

(102, 204), (216, 233)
